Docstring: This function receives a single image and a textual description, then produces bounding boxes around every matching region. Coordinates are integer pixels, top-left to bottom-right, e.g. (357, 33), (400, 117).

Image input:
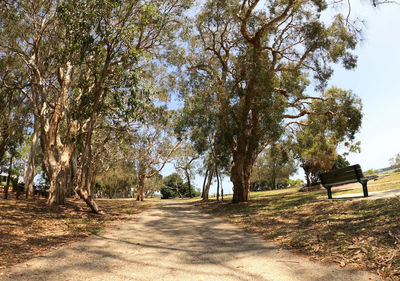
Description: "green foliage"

(294, 87), (362, 186)
(161, 173), (183, 199)
(95, 161), (137, 198)
(333, 154), (350, 169)
(160, 173), (198, 199)
(0, 54), (30, 164)
(251, 142), (297, 191)
(160, 186), (178, 199)
(287, 179), (304, 188)
(175, 0), (362, 201)
(365, 169), (376, 176)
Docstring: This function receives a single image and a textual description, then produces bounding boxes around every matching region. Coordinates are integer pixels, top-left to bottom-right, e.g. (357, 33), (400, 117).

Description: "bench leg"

(327, 188), (332, 199)
(362, 183), (368, 197)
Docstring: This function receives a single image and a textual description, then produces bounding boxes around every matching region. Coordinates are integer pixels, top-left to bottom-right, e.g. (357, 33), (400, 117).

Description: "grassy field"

(0, 196), (154, 270)
(195, 172), (400, 280)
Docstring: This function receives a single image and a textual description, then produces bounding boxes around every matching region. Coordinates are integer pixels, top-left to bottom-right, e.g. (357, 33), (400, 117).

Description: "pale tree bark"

(220, 176), (224, 201)
(137, 174), (146, 201)
(136, 140), (181, 201)
(3, 156), (13, 199)
(41, 63), (76, 206)
(25, 116), (40, 198)
(216, 168), (220, 201)
(185, 169), (192, 198)
(201, 167), (209, 198)
(202, 163), (214, 200)
(75, 113), (102, 213)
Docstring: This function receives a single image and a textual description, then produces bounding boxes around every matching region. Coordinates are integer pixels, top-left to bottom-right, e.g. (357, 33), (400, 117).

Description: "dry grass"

(195, 175), (400, 280)
(0, 195), (154, 270)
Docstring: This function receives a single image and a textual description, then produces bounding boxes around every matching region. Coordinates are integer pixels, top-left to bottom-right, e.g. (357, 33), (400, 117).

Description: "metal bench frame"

(319, 164), (369, 199)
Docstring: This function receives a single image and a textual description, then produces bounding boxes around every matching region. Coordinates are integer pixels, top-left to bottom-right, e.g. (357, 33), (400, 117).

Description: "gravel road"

(1, 200), (380, 281)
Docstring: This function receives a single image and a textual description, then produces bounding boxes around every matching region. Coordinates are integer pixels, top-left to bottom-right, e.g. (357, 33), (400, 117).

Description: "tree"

(294, 87), (362, 186)
(96, 161), (137, 198)
(144, 172), (163, 198)
(173, 142), (199, 198)
(160, 173), (198, 199)
(0, 0), (192, 212)
(178, 0), (360, 202)
(251, 142), (297, 191)
(0, 53), (29, 166)
(389, 153), (400, 168)
(131, 107), (181, 201)
(161, 173), (183, 199)
(333, 154), (350, 169)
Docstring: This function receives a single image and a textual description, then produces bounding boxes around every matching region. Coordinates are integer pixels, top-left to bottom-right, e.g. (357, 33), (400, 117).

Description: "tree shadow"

(1, 201), (378, 281)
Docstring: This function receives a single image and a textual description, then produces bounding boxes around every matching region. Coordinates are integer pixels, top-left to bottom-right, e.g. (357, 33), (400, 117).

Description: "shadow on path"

(1, 201), (381, 281)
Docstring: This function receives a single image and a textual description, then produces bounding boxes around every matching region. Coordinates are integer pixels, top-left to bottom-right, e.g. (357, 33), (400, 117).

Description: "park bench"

(319, 164), (373, 199)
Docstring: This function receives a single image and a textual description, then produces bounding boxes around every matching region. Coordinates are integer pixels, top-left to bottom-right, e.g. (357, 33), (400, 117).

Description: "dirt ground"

(1, 200), (381, 281)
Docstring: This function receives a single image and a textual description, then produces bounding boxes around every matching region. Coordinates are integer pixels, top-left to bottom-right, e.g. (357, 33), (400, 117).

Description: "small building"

(0, 172), (19, 184)
(0, 172), (9, 183)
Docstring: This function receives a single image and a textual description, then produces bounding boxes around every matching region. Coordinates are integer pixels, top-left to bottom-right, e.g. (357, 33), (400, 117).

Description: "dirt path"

(1, 201), (380, 281)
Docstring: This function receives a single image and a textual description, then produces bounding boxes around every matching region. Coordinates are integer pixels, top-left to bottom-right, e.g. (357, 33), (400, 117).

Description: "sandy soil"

(0, 201), (381, 281)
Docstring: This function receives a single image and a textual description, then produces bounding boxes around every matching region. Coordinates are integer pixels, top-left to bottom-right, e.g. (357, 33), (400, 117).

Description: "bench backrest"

(320, 164), (364, 186)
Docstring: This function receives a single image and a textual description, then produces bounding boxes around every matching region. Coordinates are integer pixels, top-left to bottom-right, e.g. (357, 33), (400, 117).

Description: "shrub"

(160, 186), (178, 199)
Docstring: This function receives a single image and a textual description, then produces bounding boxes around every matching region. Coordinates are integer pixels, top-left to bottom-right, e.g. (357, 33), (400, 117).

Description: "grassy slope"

(196, 172), (400, 280)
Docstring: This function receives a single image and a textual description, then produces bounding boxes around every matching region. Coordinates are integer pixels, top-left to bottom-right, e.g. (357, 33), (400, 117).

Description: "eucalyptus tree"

(251, 142), (297, 191)
(175, 95), (231, 200)
(294, 87), (362, 186)
(173, 142), (199, 198)
(179, 0), (362, 203)
(0, 0), (191, 211)
(131, 107), (181, 201)
(0, 54), (30, 166)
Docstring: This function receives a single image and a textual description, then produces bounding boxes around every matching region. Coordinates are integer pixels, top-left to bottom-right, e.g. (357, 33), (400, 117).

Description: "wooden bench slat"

(322, 179), (359, 188)
(322, 173), (359, 184)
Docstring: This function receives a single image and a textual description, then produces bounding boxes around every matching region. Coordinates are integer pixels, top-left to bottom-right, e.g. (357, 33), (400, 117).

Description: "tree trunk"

(76, 118), (102, 213)
(305, 169), (311, 187)
(185, 169), (192, 198)
(216, 168), (220, 201)
(231, 154), (252, 203)
(201, 167), (209, 198)
(47, 160), (69, 205)
(221, 176), (224, 201)
(25, 117), (40, 198)
(3, 156), (13, 199)
(271, 168), (277, 190)
(75, 189), (101, 213)
(137, 175), (145, 201)
(42, 135), (75, 206)
(202, 165), (214, 200)
(75, 165), (101, 213)
(40, 62), (74, 206)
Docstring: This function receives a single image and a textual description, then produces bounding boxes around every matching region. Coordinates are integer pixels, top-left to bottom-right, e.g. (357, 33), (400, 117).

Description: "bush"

(250, 180), (273, 191)
(365, 169), (376, 176)
(160, 186), (178, 199)
(287, 178), (304, 188)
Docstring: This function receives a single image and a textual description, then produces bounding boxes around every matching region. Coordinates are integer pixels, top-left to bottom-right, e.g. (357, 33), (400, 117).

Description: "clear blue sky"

(330, 3), (400, 170)
(162, 2), (400, 195)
